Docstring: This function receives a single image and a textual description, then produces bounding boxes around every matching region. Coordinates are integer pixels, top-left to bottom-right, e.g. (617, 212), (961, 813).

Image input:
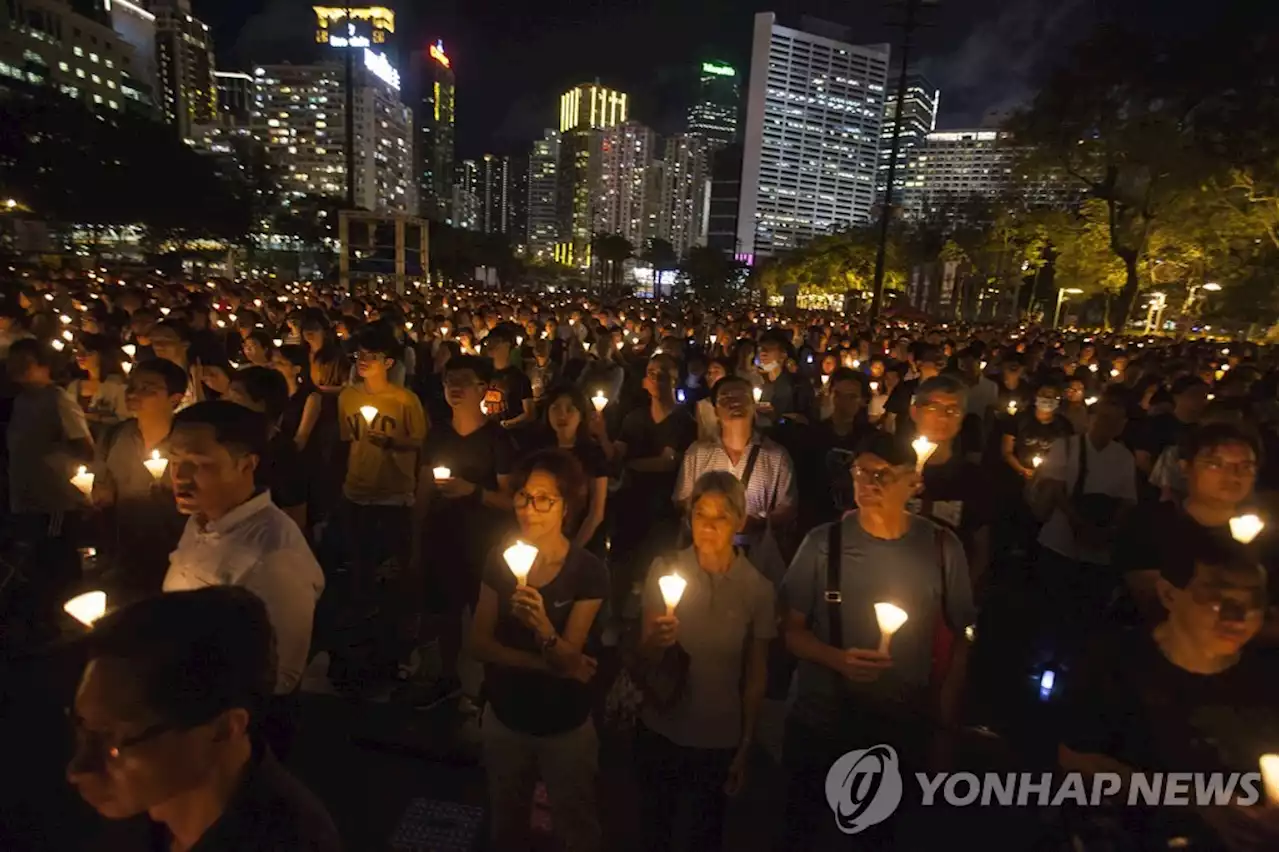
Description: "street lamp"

(1053, 288), (1083, 329)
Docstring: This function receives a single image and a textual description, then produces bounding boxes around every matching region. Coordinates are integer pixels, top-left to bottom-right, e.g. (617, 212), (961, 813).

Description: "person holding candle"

(5, 337), (96, 627)
(65, 586), (342, 851)
(483, 326), (537, 430)
(68, 333), (130, 439)
(469, 449), (606, 852)
(635, 471), (776, 852)
(777, 432), (975, 851)
(881, 344), (946, 438)
(1059, 535), (1277, 851)
(531, 383), (609, 553)
(92, 358), (189, 601)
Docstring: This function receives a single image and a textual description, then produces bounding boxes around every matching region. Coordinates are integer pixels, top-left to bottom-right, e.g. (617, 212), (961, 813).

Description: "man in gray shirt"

(778, 432), (976, 851)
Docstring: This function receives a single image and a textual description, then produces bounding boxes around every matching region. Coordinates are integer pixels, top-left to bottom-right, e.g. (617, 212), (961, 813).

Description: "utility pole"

(868, 0), (928, 322)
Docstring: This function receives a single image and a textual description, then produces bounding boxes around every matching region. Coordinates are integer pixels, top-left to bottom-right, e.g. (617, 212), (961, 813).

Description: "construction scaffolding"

(337, 210), (429, 295)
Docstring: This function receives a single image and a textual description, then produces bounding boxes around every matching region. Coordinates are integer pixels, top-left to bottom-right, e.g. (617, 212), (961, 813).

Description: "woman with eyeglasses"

(470, 448), (606, 852)
(636, 470), (775, 852)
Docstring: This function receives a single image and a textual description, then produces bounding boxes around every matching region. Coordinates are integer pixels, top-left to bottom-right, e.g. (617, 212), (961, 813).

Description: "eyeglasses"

(853, 465), (906, 487)
(920, 402), (963, 418)
(1188, 583), (1267, 618)
(514, 491), (560, 513)
(1195, 457), (1257, 476)
(67, 709), (176, 765)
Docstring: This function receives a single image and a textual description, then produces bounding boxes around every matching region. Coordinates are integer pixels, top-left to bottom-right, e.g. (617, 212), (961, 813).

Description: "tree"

(640, 237), (679, 292)
(684, 245), (741, 306)
(590, 233), (633, 294)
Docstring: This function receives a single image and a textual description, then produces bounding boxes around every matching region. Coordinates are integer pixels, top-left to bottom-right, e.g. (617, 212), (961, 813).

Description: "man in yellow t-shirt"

(337, 324), (429, 615)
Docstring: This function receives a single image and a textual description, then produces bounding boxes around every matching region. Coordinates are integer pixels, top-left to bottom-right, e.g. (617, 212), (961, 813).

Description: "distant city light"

(429, 40), (450, 68)
(702, 61), (735, 77)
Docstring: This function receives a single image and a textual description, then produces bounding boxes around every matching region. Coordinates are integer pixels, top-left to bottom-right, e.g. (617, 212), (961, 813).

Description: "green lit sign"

(702, 62), (735, 77)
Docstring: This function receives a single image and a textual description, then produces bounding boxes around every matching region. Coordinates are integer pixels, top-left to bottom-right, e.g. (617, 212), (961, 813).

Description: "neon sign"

(429, 40), (449, 68)
(363, 48), (399, 90)
(702, 62), (735, 77)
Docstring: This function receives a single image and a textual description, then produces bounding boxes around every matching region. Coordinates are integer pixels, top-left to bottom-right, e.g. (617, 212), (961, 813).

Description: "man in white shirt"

(161, 401), (325, 695)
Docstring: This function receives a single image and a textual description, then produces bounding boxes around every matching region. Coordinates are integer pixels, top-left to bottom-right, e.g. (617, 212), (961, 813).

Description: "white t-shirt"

(1037, 435), (1137, 565)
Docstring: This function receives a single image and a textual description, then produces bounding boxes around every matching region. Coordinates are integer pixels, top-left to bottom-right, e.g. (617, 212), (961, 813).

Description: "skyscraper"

(452, 159), (479, 230)
(687, 60), (740, 149)
(556, 82), (628, 267)
(876, 69), (938, 209)
(595, 120), (654, 248)
(251, 58), (415, 213)
(527, 129), (560, 260)
(108, 0), (158, 111)
(214, 70), (253, 123)
(660, 133), (711, 257)
(412, 39), (454, 221)
(480, 153), (511, 235)
(150, 0), (217, 140)
(735, 14), (890, 262)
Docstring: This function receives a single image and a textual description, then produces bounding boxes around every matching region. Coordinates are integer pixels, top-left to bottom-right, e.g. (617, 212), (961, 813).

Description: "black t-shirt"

(884, 378), (919, 434)
(618, 404), (696, 509)
(1135, 412), (1193, 460)
(1003, 411), (1074, 468)
(482, 544), (608, 736)
(259, 431), (307, 510)
(424, 420), (518, 569)
(486, 365), (533, 423)
(801, 418), (876, 526)
(909, 452), (993, 558)
(1062, 628), (1277, 777)
(425, 419), (517, 493)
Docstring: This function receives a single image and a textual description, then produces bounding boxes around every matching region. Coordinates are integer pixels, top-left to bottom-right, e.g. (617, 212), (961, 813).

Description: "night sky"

(197, 0), (1217, 161)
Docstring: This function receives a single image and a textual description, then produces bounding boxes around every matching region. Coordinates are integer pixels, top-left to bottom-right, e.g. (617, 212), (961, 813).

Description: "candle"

(1261, 754), (1279, 805)
(1085, 396), (1098, 406)
(432, 466), (452, 481)
(64, 590), (107, 627)
(70, 465), (94, 496)
(1110, 369), (1119, 378)
(912, 436), (938, 473)
(752, 387), (763, 403)
(59, 314), (72, 325)
(272, 338), (283, 348)
(61, 330), (73, 342)
(121, 343), (136, 358)
(869, 381), (879, 394)
(709, 334), (718, 345)
(143, 449), (168, 481)
(1229, 514), (1263, 545)
(1007, 400), (1018, 415)
(820, 374), (830, 387)
(852, 359), (861, 368)
(658, 573), (687, 615)
(121, 361), (133, 375)
(1032, 455), (1043, 468)
(979, 360), (987, 370)
(360, 405), (378, 425)
(503, 540), (538, 586)
(874, 602), (908, 653)
(591, 391), (608, 412)
(1088, 364), (1098, 373)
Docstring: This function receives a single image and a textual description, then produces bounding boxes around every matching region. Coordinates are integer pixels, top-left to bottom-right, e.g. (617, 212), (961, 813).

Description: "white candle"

(874, 602), (908, 653)
(59, 314), (72, 325)
(591, 391), (608, 412)
(1085, 396), (1098, 406)
(1261, 754), (1279, 805)
(360, 405), (378, 425)
(432, 466), (452, 481)
(752, 387), (763, 403)
(709, 334), (718, 345)
(143, 449), (168, 481)
(121, 361), (133, 375)
(64, 590), (107, 627)
(1007, 400), (1018, 416)
(272, 338), (283, 348)
(658, 573), (687, 615)
(1032, 455), (1043, 468)
(820, 374), (830, 387)
(869, 381), (878, 394)
(121, 343), (136, 358)
(1088, 364), (1098, 373)
(504, 540), (538, 586)
(912, 436), (938, 473)
(1229, 514), (1263, 545)
(70, 465), (94, 496)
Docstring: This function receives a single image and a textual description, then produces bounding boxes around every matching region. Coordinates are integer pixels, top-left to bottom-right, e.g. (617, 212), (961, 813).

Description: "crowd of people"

(0, 271), (1276, 851)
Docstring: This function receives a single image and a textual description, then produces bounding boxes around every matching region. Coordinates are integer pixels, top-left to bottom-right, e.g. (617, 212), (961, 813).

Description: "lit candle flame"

(432, 466), (451, 481)
(912, 436), (938, 473)
(143, 449), (168, 481)
(1261, 754), (1279, 805)
(64, 590), (107, 627)
(658, 573), (687, 614)
(1229, 514), (1263, 545)
(591, 391), (608, 412)
(752, 387), (763, 403)
(70, 465), (94, 496)
(360, 405), (378, 425)
(503, 540), (538, 585)
(874, 602), (908, 653)
(1032, 455), (1043, 468)
(121, 343), (136, 358)
(820, 374), (830, 387)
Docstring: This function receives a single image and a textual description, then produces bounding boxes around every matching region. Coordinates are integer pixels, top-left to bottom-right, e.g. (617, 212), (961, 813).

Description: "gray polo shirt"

(640, 547), (778, 750)
(780, 512), (976, 733)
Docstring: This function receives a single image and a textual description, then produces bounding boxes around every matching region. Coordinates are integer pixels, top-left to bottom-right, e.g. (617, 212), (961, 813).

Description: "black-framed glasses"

(67, 708), (177, 764)
(853, 465), (905, 487)
(514, 491), (560, 513)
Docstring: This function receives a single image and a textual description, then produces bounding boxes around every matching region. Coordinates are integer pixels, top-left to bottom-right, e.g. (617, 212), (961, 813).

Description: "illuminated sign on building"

(429, 40), (449, 68)
(701, 62), (735, 77)
(363, 48), (399, 90)
(314, 6), (394, 47)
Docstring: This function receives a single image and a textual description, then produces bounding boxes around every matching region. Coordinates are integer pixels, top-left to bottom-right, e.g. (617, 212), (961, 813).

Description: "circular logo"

(824, 743), (903, 835)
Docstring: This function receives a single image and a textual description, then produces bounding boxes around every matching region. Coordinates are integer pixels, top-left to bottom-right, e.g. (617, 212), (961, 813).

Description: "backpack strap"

(740, 443), (763, 492)
(825, 520), (843, 650)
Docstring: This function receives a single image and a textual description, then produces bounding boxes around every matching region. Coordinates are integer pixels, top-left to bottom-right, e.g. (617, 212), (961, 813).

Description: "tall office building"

(150, 0), (216, 140)
(452, 158), (479, 230)
(251, 58), (415, 213)
(876, 69), (938, 208)
(1, 0), (131, 111)
(735, 13), (890, 262)
(480, 153), (511, 235)
(526, 129), (560, 260)
(107, 0), (157, 111)
(412, 39), (454, 221)
(507, 154), (529, 248)
(659, 133), (710, 257)
(555, 82), (627, 266)
(214, 70), (253, 123)
(687, 60), (740, 149)
(595, 120), (653, 247)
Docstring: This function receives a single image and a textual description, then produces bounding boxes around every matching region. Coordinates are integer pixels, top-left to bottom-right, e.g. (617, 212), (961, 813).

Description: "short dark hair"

(151, 319), (190, 343)
(1180, 421), (1261, 464)
(231, 366), (289, 423)
(828, 367), (865, 390)
(444, 354), (493, 384)
(710, 373), (753, 406)
(1159, 528), (1260, 590)
(83, 586), (275, 727)
(855, 431), (916, 468)
(7, 337), (50, 365)
(510, 448), (588, 533)
(133, 357), (189, 397)
(244, 329), (273, 351)
(354, 324), (399, 359)
(173, 400), (268, 458)
(913, 374), (968, 406)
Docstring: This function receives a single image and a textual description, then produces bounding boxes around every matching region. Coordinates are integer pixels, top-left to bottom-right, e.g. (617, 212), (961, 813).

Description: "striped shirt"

(673, 435), (797, 519)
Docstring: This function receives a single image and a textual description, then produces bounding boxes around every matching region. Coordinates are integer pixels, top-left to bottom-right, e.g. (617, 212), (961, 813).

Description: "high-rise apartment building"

(1, 0), (132, 112)
(451, 158), (479, 230)
(659, 133), (710, 257)
(214, 70), (253, 123)
(411, 39), (454, 221)
(735, 13), (890, 262)
(687, 60), (740, 149)
(107, 0), (157, 111)
(555, 82), (627, 266)
(480, 153), (510, 235)
(150, 0), (216, 140)
(876, 69), (938, 208)
(526, 129), (560, 260)
(595, 120), (653, 247)
(251, 58), (415, 213)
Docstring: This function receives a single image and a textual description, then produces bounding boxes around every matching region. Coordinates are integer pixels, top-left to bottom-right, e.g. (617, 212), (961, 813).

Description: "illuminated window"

(73, 47), (84, 57)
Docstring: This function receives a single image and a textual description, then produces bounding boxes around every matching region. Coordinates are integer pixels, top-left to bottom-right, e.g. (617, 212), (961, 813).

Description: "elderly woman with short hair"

(636, 470), (777, 851)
